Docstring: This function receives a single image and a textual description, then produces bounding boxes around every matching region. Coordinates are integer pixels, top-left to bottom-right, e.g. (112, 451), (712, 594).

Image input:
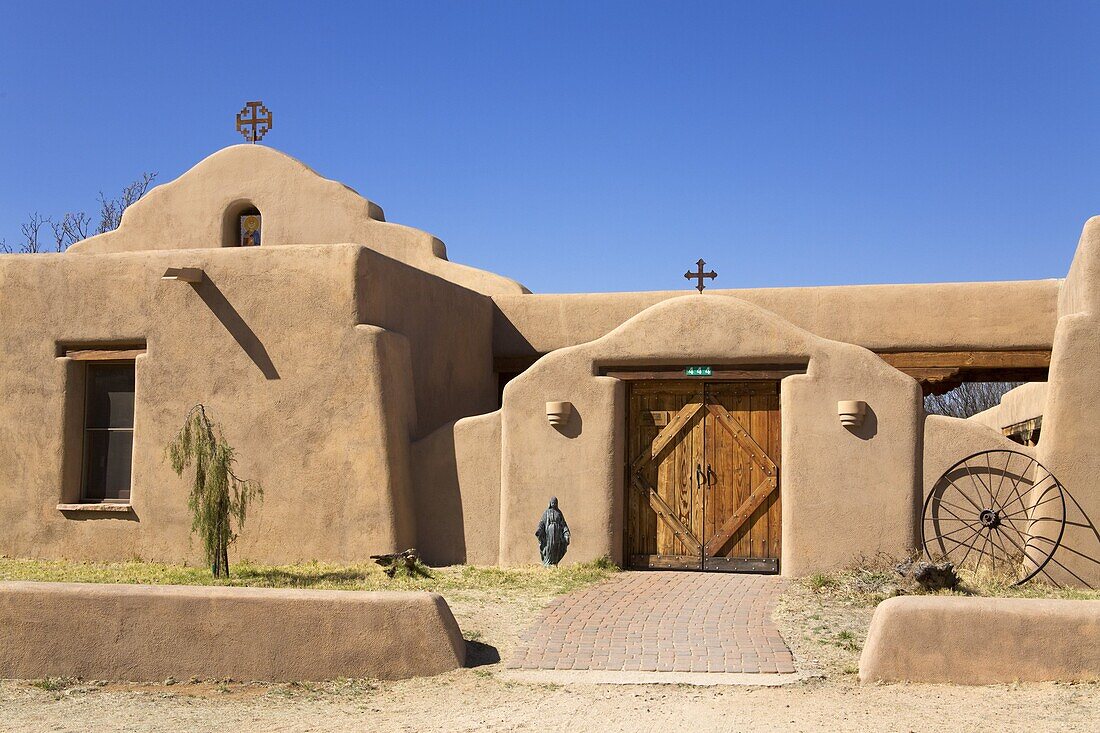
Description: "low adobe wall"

(860, 596), (1100, 684)
(0, 582), (466, 682)
(968, 382), (1047, 432)
(922, 415), (1033, 499)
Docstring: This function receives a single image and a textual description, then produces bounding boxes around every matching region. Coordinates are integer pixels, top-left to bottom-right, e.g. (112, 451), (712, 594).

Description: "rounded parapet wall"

(860, 595), (1100, 684)
(65, 145), (526, 295)
(0, 581), (467, 681)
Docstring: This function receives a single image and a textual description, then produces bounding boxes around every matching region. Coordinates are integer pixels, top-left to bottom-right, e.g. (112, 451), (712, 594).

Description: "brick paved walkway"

(508, 571), (796, 674)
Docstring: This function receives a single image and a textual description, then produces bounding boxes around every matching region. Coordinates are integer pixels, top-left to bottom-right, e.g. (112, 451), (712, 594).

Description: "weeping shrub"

(166, 405), (263, 578)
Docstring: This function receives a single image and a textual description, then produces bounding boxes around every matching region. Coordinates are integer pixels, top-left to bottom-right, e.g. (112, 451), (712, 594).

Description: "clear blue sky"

(2, 1), (1098, 293)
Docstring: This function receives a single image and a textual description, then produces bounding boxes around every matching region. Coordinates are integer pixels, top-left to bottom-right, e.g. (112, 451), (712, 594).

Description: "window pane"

(86, 365), (135, 429)
(83, 429), (133, 501)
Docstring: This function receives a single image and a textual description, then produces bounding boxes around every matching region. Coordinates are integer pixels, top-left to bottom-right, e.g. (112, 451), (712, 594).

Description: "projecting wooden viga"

(626, 381), (781, 572)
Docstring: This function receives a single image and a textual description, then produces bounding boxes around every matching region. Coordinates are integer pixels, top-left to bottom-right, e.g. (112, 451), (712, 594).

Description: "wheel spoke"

(1001, 488), (1062, 521)
(935, 499), (979, 525)
(929, 521), (984, 542)
(954, 525), (985, 569)
(966, 466), (996, 513)
(936, 525), (984, 560)
(944, 476), (987, 513)
(923, 451), (1067, 587)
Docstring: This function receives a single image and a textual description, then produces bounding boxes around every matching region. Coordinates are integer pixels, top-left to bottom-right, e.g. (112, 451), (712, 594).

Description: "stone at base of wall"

(859, 595), (1100, 684)
(0, 582), (466, 682)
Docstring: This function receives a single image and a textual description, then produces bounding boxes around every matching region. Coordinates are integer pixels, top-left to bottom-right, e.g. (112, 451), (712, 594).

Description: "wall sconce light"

(161, 267), (204, 284)
(546, 401), (573, 426)
(838, 400), (867, 428)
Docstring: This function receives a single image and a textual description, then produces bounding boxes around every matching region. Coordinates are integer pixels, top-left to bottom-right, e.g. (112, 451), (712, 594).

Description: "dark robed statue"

(535, 496), (570, 566)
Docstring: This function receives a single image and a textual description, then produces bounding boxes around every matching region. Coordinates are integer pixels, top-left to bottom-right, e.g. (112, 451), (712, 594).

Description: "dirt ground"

(1, 576), (1097, 732)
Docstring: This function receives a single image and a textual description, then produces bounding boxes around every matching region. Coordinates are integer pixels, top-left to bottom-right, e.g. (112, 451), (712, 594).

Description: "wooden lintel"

(876, 350), (1051, 370)
(904, 367), (962, 383)
(64, 348), (146, 361)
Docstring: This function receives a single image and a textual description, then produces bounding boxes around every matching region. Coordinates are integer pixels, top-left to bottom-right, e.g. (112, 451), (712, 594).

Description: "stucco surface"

(66, 145), (525, 296)
(497, 295), (923, 575)
(859, 595), (1100, 684)
(1037, 217), (1100, 587)
(356, 248), (496, 439)
(3, 144), (1097, 583)
(492, 280), (1061, 357)
(0, 581), (465, 681)
(922, 415), (1034, 498)
(0, 243), (496, 564)
(412, 412), (502, 566)
(968, 382), (1048, 431)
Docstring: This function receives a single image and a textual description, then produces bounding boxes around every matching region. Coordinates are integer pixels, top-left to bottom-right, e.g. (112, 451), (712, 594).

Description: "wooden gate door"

(625, 381), (781, 572)
(700, 382), (781, 572)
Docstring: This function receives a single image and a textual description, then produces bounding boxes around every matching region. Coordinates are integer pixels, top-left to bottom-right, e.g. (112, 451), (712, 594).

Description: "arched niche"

(222, 201), (263, 247)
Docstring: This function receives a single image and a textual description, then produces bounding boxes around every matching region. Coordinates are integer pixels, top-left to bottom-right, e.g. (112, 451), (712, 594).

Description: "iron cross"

(236, 101), (273, 143)
(685, 259), (717, 292)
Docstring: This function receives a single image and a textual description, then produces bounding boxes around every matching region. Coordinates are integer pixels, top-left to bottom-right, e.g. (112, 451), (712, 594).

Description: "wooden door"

(700, 382), (781, 572)
(625, 381), (781, 572)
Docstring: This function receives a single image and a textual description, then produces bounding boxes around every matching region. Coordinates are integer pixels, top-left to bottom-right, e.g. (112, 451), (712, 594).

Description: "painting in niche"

(239, 214), (261, 247)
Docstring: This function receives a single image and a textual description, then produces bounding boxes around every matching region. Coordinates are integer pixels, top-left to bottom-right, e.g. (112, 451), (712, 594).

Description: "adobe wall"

(492, 280), (1061, 357)
(411, 412), (502, 566)
(496, 295), (924, 575)
(0, 243), (492, 564)
(923, 415), (1033, 497)
(968, 382), (1048, 432)
(860, 595), (1100, 684)
(356, 248), (496, 439)
(0, 582), (466, 681)
(65, 145), (526, 297)
(1037, 217), (1100, 587)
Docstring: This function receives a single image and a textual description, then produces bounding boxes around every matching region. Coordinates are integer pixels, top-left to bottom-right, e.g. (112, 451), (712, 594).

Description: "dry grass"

(775, 553), (1099, 679)
(801, 552), (1100, 607)
(0, 556), (618, 600)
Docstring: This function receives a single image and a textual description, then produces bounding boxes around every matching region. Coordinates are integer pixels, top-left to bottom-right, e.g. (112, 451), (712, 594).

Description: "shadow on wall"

(56, 509), (139, 523)
(192, 276), (280, 380)
(1049, 485), (1100, 589)
(550, 406), (583, 439)
(412, 427), (468, 566)
(842, 403), (878, 440)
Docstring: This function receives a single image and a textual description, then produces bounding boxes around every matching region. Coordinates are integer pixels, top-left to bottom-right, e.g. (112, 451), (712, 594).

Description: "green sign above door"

(684, 366), (713, 376)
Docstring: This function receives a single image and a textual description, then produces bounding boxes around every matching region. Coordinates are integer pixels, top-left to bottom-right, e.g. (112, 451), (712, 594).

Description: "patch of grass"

(798, 553), (1100, 606)
(0, 556), (618, 597)
(29, 677), (75, 692)
(833, 629), (860, 652)
(806, 573), (836, 592)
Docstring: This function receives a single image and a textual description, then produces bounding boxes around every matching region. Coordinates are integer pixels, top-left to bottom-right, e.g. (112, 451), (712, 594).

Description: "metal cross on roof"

(236, 101), (273, 143)
(685, 259), (717, 292)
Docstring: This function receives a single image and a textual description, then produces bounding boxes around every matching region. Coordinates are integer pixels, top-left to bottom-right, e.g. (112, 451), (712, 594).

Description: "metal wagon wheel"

(921, 449), (1067, 586)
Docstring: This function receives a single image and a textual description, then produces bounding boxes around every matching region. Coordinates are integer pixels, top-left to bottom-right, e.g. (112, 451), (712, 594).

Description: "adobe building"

(1, 145), (1097, 585)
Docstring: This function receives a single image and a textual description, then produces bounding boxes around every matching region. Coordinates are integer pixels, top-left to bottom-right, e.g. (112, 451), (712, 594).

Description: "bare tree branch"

(19, 212), (50, 254)
(50, 211), (93, 251)
(924, 381), (1026, 419)
(6, 172), (157, 252)
(96, 171), (157, 234)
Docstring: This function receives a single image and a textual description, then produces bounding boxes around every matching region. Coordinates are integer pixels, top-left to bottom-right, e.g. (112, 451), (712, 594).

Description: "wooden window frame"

(76, 357), (137, 504)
